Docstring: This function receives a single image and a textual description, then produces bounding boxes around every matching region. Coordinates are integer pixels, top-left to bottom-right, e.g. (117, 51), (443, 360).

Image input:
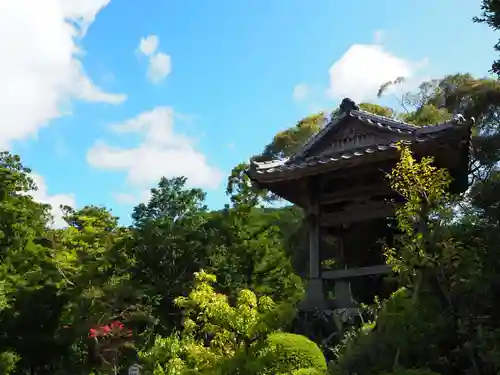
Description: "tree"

(474, 0), (500, 76)
(378, 73), (500, 183)
(0, 152), (68, 374)
(0, 160), (140, 374)
(385, 145), (454, 295)
(357, 103), (394, 118)
(226, 162), (266, 207)
(256, 113), (326, 162)
(205, 207), (304, 304)
(0, 151), (51, 256)
(221, 161), (304, 304)
(126, 177), (211, 335)
(20, 205), (137, 374)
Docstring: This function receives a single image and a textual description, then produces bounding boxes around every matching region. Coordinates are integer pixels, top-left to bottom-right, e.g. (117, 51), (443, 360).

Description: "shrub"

(292, 367), (327, 375)
(0, 351), (19, 375)
(380, 369), (441, 375)
(330, 288), (451, 375)
(256, 332), (327, 375)
(139, 271), (299, 375)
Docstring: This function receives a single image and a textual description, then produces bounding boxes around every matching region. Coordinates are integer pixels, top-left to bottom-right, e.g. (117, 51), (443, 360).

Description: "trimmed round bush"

(292, 367), (326, 375)
(380, 369), (440, 375)
(256, 332), (327, 375)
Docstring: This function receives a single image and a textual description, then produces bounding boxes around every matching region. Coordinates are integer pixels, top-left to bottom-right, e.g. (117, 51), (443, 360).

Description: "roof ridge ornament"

(339, 98), (359, 113)
(452, 113), (466, 125)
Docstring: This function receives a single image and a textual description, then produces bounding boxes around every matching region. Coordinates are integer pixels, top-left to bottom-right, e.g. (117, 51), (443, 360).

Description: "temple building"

(248, 98), (472, 314)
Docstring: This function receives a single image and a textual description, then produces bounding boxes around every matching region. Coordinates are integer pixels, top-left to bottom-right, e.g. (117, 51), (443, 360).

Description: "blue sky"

(1, 0), (497, 226)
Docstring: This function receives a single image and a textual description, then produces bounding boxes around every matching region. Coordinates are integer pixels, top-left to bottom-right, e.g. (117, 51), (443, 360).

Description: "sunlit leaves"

(358, 103), (394, 118)
(385, 145), (453, 287)
(141, 270), (295, 374)
(258, 113), (326, 162)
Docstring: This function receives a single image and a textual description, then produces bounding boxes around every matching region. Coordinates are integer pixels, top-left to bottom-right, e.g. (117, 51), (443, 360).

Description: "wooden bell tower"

(248, 98), (471, 314)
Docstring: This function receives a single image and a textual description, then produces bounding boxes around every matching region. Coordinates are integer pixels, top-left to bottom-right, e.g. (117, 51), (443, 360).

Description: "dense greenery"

(1, 6), (500, 375)
(1, 71), (499, 375)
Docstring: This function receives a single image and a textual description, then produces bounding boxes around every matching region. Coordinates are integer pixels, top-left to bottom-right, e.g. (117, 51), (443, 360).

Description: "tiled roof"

(250, 98), (470, 177)
(251, 140), (410, 176)
(289, 108), (467, 163)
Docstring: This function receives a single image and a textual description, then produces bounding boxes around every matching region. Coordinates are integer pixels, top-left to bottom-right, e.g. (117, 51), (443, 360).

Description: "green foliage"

(0, 152), (304, 374)
(257, 113), (326, 162)
(0, 351), (19, 375)
(3, 52), (500, 375)
(378, 73), (500, 184)
(385, 145), (453, 287)
(292, 368), (326, 375)
(474, 0), (500, 76)
(329, 124), (500, 375)
(206, 207), (304, 304)
(175, 270), (295, 350)
(139, 271), (299, 375)
(138, 272), (321, 375)
(358, 102), (394, 118)
(226, 162), (268, 208)
(400, 104), (452, 126)
(125, 177), (212, 334)
(256, 333), (327, 375)
(379, 369), (440, 375)
(329, 283), (452, 374)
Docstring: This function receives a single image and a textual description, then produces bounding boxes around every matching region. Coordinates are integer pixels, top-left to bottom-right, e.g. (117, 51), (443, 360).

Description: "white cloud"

(138, 35), (159, 57)
(148, 53), (172, 83)
(87, 106), (223, 201)
(29, 173), (76, 229)
(326, 42), (427, 103)
(113, 190), (151, 206)
(58, 0), (113, 37)
(0, 0), (126, 149)
(292, 84), (310, 101)
(137, 34), (171, 84)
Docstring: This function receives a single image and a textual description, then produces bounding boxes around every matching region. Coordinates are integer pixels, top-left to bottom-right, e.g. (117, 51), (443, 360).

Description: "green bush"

(256, 332), (327, 375)
(380, 369), (440, 375)
(292, 367), (327, 375)
(330, 288), (451, 375)
(0, 351), (19, 375)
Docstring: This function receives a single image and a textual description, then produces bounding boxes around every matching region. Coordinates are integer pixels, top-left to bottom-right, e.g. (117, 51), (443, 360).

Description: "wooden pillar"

(299, 177), (326, 311)
(308, 199), (320, 279)
(306, 176), (321, 279)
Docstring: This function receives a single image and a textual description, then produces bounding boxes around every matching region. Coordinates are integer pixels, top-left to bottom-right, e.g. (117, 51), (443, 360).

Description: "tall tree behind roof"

(473, 0), (500, 77)
(255, 102), (394, 163)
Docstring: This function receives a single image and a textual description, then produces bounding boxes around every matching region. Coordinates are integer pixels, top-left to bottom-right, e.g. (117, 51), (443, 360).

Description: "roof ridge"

(286, 112), (348, 163)
(252, 140), (414, 173)
(354, 109), (470, 129)
(352, 109), (418, 128)
(300, 139), (411, 162)
(273, 98), (470, 165)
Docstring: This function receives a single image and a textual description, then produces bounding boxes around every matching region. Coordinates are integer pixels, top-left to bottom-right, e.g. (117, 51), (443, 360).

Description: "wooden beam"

(319, 202), (397, 227)
(322, 265), (392, 280)
(319, 183), (394, 205)
(320, 165), (393, 189)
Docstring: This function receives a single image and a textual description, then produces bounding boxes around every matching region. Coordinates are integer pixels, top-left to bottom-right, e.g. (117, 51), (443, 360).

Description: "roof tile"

(250, 98), (471, 178)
